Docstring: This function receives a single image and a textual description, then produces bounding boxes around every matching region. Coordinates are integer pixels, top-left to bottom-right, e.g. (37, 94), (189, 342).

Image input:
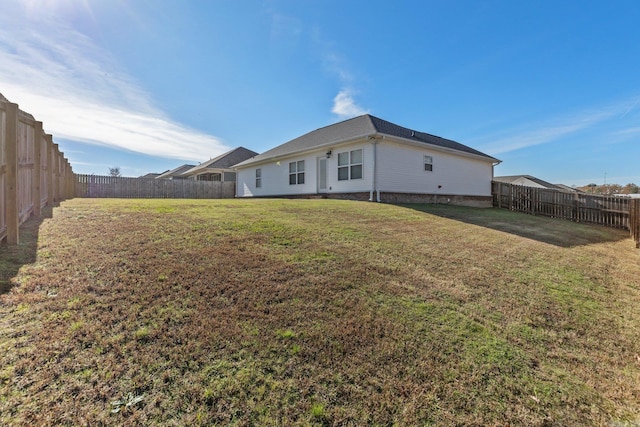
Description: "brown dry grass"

(1, 198), (639, 426)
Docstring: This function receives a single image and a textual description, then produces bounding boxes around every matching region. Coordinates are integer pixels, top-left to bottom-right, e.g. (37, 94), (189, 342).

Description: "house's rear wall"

(236, 138), (495, 198)
(376, 141), (493, 197)
(236, 140), (374, 197)
(236, 151), (323, 198)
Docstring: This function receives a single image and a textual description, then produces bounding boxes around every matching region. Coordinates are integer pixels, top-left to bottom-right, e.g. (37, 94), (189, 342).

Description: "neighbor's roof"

(182, 147), (258, 176)
(139, 172), (164, 179)
(554, 184), (580, 193)
(155, 164), (196, 179)
(494, 175), (562, 190)
(234, 114), (499, 167)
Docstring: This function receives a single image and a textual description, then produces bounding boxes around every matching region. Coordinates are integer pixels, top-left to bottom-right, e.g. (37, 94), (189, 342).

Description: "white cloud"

(474, 101), (636, 156)
(615, 124), (640, 136)
(313, 29), (369, 119)
(0, 9), (230, 162)
(331, 89), (368, 119)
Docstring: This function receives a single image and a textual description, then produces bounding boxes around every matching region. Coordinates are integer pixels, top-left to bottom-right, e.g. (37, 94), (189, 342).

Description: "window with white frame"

(255, 168), (262, 188)
(289, 160), (305, 185)
(337, 149), (363, 181)
(424, 155), (433, 172)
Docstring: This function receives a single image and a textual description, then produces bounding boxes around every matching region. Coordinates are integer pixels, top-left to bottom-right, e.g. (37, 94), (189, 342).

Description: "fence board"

(1, 97), (73, 245)
(492, 181), (640, 248)
(631, 199), (640, 249)
(74, 174), (235, 199)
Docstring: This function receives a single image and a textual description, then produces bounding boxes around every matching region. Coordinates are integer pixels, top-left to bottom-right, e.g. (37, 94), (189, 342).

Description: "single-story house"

(155, 164), (196, 180)
(181, 147), (258, 182)
(494, 175), (565, 190)
(234, 114), (501, 207)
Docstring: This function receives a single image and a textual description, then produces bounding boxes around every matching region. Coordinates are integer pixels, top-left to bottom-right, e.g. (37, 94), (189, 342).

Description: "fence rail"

(492, 181), (640, 248)
(1, 98), (74, 245)
(75, 174), (235, 199)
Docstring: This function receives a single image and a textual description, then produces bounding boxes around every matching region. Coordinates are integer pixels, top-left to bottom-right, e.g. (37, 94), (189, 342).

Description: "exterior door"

(317, 157), (327, 193)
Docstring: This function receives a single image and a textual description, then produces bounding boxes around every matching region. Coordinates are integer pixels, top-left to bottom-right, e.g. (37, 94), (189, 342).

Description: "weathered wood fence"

(1, 98), (74, 245)
(75, 174), (235, 199)
(631, 199), (640, 248)
(492, 181), (640, 248)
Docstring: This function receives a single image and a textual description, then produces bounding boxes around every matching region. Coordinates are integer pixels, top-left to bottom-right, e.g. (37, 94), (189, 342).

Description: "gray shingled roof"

(155, 164), (196, 179)
(182, 147), (258, 176)
(235, 114), (498, 167)
(494, 175), (561, 190)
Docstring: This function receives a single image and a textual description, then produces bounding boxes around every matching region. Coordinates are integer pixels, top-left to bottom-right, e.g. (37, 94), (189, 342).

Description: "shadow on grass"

(0, 207), (51, 294)
(398, 203), (631, 248)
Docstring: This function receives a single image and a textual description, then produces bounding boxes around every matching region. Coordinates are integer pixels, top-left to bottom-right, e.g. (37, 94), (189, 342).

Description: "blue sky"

(1, 0), (639, 186)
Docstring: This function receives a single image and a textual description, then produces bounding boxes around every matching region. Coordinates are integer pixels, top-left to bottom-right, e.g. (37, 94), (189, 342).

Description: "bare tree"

(622, 183), (640, 194)
(109, 166), (122, 177)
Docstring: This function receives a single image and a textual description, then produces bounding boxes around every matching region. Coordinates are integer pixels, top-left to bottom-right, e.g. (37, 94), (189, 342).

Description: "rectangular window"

(289, 160), (305, 185)
(424, 155), (433, 172)
(338, 149), (363, 181)
(255, 168), (261, 188)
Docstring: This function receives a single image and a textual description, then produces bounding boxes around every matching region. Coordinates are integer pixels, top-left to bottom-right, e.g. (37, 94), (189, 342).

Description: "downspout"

(369, 135), (382, 202)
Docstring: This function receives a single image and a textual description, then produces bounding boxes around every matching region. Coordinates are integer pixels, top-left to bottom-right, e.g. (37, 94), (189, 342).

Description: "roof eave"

(383, 134), (500, 163)
(234, 132), (378, 169)
(183, 167), (232, 176)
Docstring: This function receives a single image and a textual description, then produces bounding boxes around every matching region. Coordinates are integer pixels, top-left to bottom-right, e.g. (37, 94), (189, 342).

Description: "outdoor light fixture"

(326, 150), (332, 158)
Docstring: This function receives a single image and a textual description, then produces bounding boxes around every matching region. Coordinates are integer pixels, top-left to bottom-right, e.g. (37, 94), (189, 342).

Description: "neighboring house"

(182, 147), (258, 182)
(494, 175), (562, 190)
(155, 164), (196, 180)
(139, 172), (166, 179)
(554, 183), (581, 193)
(234, 114), (501, 207)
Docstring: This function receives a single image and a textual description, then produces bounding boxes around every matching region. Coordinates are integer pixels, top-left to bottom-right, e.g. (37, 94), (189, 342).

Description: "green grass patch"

(1, 198), (639, 426)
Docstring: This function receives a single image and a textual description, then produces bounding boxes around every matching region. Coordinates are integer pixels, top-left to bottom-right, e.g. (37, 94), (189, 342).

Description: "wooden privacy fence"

(1, 98), (74, 245)
(492, 181), (640, 248)
(631, 199), (640, 248)
(75, 174), (235, 199)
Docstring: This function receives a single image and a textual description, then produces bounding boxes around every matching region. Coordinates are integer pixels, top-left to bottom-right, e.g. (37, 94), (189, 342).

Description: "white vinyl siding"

(376, 141), (493, 196)
(235, 137), (494, 198)
(235, 142), (373, 197)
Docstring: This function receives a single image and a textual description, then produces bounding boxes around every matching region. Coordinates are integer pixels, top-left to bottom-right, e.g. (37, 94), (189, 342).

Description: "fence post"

(5, 103), (19, 244)
(45, 134), (54, 206)
(33, 121), (43, 217)
(632, 199), (640, 249)
(54, 144), (61, 202)
(58, 150), (67, 201)
(65, 160), (72, 199)
(508, 184), (512, 211)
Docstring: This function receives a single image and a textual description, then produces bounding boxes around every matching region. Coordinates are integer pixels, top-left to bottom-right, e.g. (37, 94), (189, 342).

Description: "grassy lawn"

(1, 198), (639, 426)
